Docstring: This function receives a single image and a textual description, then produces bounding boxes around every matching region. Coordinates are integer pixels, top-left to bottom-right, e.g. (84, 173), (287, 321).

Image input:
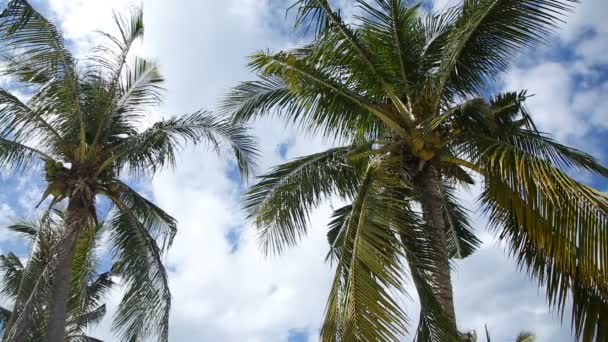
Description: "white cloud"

(503, 62), (589, 142)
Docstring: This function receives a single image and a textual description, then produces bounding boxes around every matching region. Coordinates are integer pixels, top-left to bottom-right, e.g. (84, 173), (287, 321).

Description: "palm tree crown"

(223, 0), (608, 341)
(0, 1), (257, 341)
(0, 211), (114, 341)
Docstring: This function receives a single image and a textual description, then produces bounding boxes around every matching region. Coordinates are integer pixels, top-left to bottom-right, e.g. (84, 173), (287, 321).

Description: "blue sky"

(0, 0), (607, 341)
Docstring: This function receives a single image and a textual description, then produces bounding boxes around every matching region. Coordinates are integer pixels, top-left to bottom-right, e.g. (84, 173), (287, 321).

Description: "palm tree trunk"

(46, 197), (87, 342)
(416, 163), (458, 329)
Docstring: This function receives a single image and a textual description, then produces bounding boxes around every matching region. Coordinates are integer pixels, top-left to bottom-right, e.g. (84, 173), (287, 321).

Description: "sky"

(0, 0), (607, 341)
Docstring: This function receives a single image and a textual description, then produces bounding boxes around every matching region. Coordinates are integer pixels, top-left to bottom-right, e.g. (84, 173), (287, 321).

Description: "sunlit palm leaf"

(321, 159), (412, 341)
(478, 140), (608, 341)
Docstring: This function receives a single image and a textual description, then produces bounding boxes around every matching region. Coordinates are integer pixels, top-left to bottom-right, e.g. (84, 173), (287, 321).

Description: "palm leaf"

(436, 0), (575, 101)
(244, 144), (366, 255)
(116, 181), (177, 252)
(478, 140), (608, 341)
(105, 110), (259, 178)
(108, 198), (170, 342)
(0, 0), (85, 152)
(440, 181), (480, 259)
(321, 159), (412, 341)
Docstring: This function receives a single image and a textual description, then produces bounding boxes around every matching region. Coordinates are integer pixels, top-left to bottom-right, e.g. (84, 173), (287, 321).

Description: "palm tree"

(0, 210), (114, 341)
(0, 1), (257, 341)
(223, 0), (608, 341)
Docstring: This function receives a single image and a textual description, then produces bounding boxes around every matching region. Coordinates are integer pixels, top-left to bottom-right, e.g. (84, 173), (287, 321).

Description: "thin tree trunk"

(416, 163), (458, 330)
(46, 197), (87, 342)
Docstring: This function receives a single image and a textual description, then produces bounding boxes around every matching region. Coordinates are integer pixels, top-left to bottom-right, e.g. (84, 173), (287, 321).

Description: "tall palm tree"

(223, 0), (608, 341)
(0, 210), (114, 342)
(0, 1), (257, 341)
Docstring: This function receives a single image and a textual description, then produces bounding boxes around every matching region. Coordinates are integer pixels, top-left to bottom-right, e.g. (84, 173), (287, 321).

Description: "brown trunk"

(416, 163), (458, 330)
(46, 197), (87, 342)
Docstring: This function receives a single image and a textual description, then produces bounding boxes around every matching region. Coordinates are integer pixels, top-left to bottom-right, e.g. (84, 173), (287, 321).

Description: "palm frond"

(115, 181), (177, 252)
(321, 159), (412, 341)
(115, 57), (165, 116)
(90, 57), (164, 149)
(0, 252), (24, 298)
(325, 204), (352, 264)
(244, 144), (366, 255)
(291, 0), (413, 119)
(357, 0), (423, 103)
(2, 211), (114, 341)
(436, 0), (575, 101)
(248, 50), (407, 138)
(108, 198), (170, 342)
(67, 304), (107, 336)
(0, 0), (85, 152)
(0, 88), (63, 144)
(6, 220), (39, 239)
(91, 6), (144, 83)
(0, 0), (75, 84)
(0, 137), (47, 176)
(106, 110), (259, 178)
(478, 139), (608, 341)
(90, 6), (146, 147)
(440, 181), (480, 259)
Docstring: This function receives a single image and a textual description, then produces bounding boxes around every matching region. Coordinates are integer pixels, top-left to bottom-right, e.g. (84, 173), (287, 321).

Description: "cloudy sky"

(1, 0), (607, 341)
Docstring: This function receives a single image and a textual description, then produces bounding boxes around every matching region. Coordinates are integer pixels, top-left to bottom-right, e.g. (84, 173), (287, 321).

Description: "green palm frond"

(0, 89), (63, 144)
(222, 76), (305, 124)
(244, 144), (366, 255)
(1, 211), (114, 341)
(81, 272), (113, 314)
(90, 6), (144, 148)
(3, 221), (56, 341)
(321, 159), (412, 341)
(0, 253), (23, 298)
(0, 138), (48, 175)
(92, 56), (163, 148)
(436, 0), (575, 102)
(115, 57), (165, 116)
(66, 304), (107, 337)
(108, 198), (170, 342)
(0, 0), (75, 83)
(0, 0), (85, 151)
(440, 181), (480, 259)
(291, 0), (412, 118)
(91, 6), (144, 85)
(249, 50), (398, 138)
(479, 140), (608, 341)
(325, 204), (352, 264)
(357, 0), (423, 102)
(116, 181), (177, 252)
(6, 220), (40, 238)
(108, 110), (258, 178)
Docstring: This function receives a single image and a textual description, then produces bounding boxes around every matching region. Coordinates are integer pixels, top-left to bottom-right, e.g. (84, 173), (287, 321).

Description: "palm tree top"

(0, 1), (258, 341)
(224, 0), (607, 341)
(0, 210), (114, 341)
